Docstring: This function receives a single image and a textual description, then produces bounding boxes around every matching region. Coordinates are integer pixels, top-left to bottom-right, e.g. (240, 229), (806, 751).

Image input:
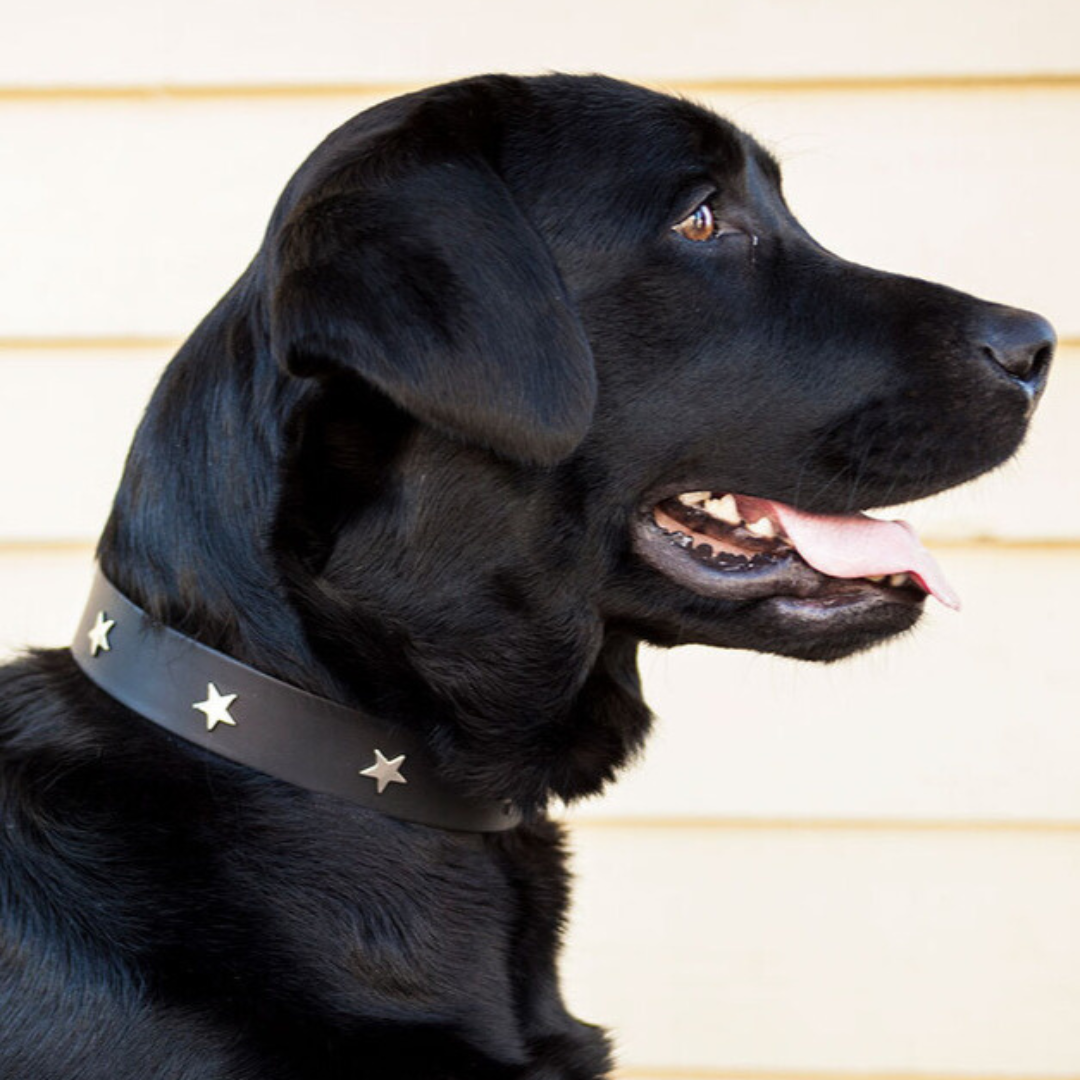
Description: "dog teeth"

(865, 573), (911, 586)
(705, 494), (741, 525)
(670, 492), (783, 544)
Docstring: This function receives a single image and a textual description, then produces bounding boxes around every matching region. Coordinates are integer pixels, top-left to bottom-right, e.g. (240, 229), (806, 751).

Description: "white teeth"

(678, 491), (710, 507)
(745, 517), (776, 539)
(705, 494), (741, 525)
(865, 575), (887, 583)
(889, 573), (910, 587)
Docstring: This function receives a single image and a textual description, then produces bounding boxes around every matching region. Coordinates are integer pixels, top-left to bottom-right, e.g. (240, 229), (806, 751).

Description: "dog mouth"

(632, 490), (960, 611)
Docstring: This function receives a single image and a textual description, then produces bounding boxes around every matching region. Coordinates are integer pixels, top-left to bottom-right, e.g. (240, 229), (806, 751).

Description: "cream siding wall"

(1, 3), (1078, 1077)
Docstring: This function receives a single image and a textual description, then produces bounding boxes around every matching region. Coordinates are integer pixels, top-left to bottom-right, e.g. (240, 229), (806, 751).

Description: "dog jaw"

(637, 489), (958, 611)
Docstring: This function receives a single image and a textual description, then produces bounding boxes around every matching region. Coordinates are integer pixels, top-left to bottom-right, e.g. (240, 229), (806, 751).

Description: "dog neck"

(70, 568), (522, 833)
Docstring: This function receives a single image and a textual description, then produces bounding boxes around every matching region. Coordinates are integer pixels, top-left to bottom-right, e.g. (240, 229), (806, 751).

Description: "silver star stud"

(192, 683), (238, 732)
(359, 749), (408, 794)
(87, 611), (116, 657)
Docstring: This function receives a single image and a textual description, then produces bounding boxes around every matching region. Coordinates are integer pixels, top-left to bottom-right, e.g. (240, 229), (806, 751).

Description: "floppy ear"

(267, 130), (596, 466)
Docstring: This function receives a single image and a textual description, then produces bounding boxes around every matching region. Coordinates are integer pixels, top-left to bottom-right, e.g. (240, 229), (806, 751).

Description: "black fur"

(0, 75), (1053, 1077)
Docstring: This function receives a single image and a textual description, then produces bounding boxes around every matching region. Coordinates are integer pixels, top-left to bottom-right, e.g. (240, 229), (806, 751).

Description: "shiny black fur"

(0, 75), (1052, 1077)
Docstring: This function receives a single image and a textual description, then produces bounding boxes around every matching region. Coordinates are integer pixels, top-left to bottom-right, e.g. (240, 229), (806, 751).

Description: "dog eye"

(672, 203), (717, 242)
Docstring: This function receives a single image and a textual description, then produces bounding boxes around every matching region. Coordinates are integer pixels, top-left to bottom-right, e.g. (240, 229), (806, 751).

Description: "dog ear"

(266, 111), (596, 466)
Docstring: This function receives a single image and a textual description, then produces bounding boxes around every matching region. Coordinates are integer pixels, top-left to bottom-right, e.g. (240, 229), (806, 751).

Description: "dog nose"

(978, 307), (1055, 392)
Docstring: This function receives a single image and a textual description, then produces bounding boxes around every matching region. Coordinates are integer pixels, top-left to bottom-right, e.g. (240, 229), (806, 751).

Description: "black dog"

(0, 75), (1053, 1078)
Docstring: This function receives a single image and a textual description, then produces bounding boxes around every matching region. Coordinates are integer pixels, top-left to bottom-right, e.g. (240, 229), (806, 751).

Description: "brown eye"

(673, 203), (716, 242)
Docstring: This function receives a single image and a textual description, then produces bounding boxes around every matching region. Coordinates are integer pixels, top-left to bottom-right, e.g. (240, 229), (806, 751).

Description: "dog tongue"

(766, 500), (961, 610)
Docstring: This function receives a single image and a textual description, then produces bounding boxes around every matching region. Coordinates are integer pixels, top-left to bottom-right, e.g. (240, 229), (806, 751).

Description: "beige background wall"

(2, 2), (1078, 1077)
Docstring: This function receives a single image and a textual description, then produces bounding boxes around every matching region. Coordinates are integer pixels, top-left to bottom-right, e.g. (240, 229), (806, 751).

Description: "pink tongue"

(762, 499), (961, 610)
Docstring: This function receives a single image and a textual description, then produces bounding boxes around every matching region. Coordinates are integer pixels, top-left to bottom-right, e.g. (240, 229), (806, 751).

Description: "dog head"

(102, 75), (1053, 805)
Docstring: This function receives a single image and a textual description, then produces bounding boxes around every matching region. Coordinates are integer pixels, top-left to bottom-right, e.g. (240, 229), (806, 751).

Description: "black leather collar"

(71, 570), (522, 832)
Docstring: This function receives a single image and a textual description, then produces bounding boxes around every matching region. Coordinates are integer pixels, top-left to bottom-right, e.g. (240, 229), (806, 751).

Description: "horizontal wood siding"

(1, 88), (1078, 338)
(2, 0), (1078, 86)
(565, 825), (1080, 1075)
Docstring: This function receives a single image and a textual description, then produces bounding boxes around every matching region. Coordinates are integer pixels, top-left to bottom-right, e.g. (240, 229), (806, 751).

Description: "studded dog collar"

(71, 569), (522, 832)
